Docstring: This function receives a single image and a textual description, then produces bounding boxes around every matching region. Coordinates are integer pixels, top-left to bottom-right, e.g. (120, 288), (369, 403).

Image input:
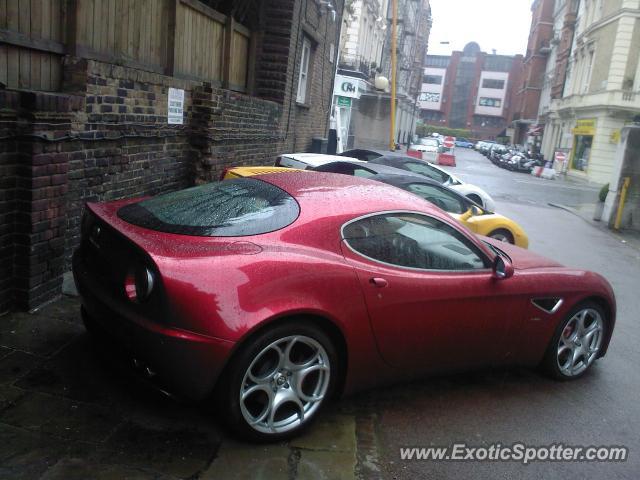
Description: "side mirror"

(492, 255), (514, 280)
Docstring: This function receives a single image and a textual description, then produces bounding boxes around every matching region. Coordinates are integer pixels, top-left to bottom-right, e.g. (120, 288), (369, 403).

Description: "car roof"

(313, 160), (421, 176)
(256, 171), (444, 218)
(280, 153), (363, 166)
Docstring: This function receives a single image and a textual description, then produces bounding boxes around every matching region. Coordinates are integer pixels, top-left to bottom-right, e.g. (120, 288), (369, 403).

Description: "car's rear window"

(118, 178), (299, 236)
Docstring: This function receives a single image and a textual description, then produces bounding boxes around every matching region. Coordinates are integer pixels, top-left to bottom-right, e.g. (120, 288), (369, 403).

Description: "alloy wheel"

(239, 335), (330, 434)
(556, 308), (604, 377)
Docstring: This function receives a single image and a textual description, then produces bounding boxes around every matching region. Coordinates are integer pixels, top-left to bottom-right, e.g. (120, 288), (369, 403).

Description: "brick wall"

(0, 91), (20, 314)
(0, 0), (343, 313)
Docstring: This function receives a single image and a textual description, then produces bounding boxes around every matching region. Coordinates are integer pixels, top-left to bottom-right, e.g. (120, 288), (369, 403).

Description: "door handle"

(369, 277), (388, 288)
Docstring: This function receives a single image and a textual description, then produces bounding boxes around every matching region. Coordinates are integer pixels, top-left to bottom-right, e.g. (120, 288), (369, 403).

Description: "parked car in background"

(409, 137), (443, 162)
(338, 149), (494, 209)
(275, 153), (362, 169)
(455, 138), (474, 148)
(310, 161), (528, 247)
(225, 161), (528, 247)
(367, 154), (496, 210)
(74, 171), (616, 441)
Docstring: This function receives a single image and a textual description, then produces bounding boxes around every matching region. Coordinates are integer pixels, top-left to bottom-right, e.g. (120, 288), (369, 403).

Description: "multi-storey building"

(540, 0), (640, 183)
(512, 0), (555, 146)
(419, 43), (523, 140)
(334, 0), (431, 150)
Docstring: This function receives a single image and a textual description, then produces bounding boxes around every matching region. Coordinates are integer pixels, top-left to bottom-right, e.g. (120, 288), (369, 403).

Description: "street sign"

(336, 96), (352, 107)
(443, 136), (455, 148)
(167, 88), (184, 125)
(554, 151), (567, 162)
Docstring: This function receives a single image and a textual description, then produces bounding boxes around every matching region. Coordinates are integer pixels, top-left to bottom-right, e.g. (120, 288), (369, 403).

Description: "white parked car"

(276, 152), (496, 211)
(276, 153), (364, 169)
(341, 149), (495, 209)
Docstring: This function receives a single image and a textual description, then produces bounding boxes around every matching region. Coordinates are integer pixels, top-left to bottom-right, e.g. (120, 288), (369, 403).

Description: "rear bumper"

(73, 251), (235, 401)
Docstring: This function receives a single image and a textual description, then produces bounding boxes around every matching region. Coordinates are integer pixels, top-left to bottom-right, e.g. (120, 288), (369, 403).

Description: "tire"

(488, 228), (514, 244)
(541, 301), (607, 380)
(217, 321), (338, 442)
(466, 194), (483, 207)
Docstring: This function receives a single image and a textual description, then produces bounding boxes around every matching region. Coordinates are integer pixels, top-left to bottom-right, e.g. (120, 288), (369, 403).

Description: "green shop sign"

(337, 96), (352, 107)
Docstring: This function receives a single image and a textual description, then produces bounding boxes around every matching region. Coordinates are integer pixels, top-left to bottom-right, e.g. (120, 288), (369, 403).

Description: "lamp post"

(389, 0), (397, 150)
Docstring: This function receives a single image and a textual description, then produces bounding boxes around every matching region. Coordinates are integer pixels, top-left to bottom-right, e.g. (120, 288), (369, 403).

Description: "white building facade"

(540, 0), (640, 184)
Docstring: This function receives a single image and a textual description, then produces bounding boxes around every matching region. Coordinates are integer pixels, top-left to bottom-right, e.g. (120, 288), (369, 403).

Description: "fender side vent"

(532, 298), (563, 314)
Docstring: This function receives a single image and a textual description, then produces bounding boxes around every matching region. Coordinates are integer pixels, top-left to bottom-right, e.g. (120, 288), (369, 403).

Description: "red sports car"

(73, 172), (615, 441)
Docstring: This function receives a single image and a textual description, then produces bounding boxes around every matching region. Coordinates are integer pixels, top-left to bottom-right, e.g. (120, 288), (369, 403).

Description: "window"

(423, 74), (443, 84)
(571, 135), (592, 172)
(297, 37), (312, 103)
(342, 213), (488, 271)
(402, 162), (450, 183)
(406, 183), (467, 214)
(118, 179), (300, 237)
(482, 78), (505, 89)
(426, 56), (450, 68)
(419, 92), (441, 102)
(479, 97), (502, 108)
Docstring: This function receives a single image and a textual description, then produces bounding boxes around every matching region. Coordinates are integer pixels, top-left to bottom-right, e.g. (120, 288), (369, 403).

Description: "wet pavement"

(2, 149), (639, 479)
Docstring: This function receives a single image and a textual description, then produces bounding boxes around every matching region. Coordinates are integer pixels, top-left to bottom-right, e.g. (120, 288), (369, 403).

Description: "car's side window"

(403, 162), (449, 183)
(406, 183), (466, 214)
(353, 168), (376, 178)
(343, 213), (489, 271)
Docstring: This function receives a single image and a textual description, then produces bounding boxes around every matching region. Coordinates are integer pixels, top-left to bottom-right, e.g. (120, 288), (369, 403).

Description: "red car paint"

(73, 172), (616, 401)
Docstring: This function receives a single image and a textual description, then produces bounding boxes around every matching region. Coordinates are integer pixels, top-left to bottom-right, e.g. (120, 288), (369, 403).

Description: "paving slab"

(290, 413), (356, 453)
(296, 449), (357, 480)
(201, 440), (291, 480)
(99, 419), (220, 478)
(40, 457), (175, 480)
(0, 423), (92, 480)
(0, 384), (27, 410)
(0, 391), (120, 442)
(0, 351), (42, 385)
(0, 298), (84, 357)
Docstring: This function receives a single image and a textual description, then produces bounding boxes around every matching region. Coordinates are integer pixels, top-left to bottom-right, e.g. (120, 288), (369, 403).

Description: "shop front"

(570, 119), (596, 174)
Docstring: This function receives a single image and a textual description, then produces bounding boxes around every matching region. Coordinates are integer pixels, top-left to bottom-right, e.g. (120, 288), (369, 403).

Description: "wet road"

(1, 149), (638, 479)
(358, 148), (640, 479)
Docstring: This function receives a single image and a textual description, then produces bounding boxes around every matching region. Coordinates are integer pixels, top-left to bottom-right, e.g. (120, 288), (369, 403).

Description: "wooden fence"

(0, 0), (253, 92)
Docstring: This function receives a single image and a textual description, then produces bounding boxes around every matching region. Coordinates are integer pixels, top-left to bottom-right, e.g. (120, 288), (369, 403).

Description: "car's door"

(340, 212), (525, 373)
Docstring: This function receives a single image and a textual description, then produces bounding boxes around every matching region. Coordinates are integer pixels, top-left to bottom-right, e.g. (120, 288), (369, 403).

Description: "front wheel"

(218, 322), (338, 442)
(542, 302), (606, 380)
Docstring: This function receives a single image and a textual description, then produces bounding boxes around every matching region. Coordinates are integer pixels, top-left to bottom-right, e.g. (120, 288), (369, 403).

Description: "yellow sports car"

(222, 164), (529, 248)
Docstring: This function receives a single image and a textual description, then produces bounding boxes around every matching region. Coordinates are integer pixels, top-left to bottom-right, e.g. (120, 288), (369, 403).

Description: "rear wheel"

(218, 322), (338, 442)
(542, 302), (606, 380)
(488, 228), (514, 244)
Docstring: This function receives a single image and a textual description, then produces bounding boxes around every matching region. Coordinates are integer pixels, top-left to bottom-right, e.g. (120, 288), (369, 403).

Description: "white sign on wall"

(334, 75), (362, 99)
(168, 88), (185, 124)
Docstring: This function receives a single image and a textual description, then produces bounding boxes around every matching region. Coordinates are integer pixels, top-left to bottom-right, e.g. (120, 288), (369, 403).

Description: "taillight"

(124, 265), (155, 302)
(219, 168), (230, 181)
(275, 156), (282, 166)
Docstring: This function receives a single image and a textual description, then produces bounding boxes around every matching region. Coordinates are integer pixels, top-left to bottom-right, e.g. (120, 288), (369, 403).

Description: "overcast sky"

(427, 0), (533, 56)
